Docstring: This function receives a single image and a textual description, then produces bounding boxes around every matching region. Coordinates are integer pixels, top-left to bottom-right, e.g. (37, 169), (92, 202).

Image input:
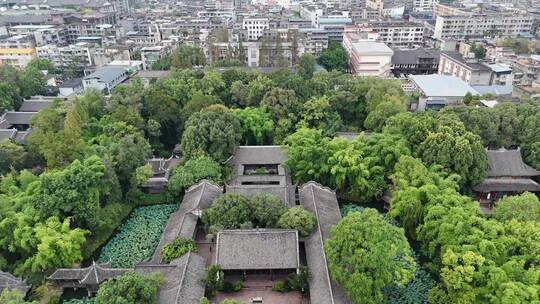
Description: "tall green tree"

(297, 53), (316, 80)
(0, 140), (25, 174)
(419, 121), (487, 188)
(167, 156), (222, 195)
(325, 209), (415, 304)
(318, 41), (348, 72)
(300, 96), (343, 136)
(202, 193), (252, 236)
(492, 192), (540, 222)
(30, 155), (106, 228)
(171, 45), (206, 69)
(181, 105), (241, 162)
(95, 272), (163, 304)
(233, 107), (274, 145)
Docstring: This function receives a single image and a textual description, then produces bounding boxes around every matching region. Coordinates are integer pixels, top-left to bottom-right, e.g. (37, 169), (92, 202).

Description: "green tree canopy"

(181, 105), (241, 162)
(249, 193), (287, 228)
(171, 45), (206, 69)
(300, 96), (343, 136)
(202, 193), (252, 236)
(161, 236), (197, 263)
(0, 140), (25, 174)
(167, 156), (222, 195)
(233, 107), (274, 145)
(492, 192), (540, 222)
(419, 121), (487, 188)
(297, 53), (316, 79)
(277, 206), (316, 237)
(95, 272), (164, 304)
(318, 41), (348, 72)
(325, 209), (415, 304)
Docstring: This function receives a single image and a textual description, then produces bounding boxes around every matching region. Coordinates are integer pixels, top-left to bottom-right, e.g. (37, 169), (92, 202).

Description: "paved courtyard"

(213, 274), (307, 304)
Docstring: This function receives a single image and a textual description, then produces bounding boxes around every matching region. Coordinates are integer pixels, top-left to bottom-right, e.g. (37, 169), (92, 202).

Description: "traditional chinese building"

(474, 148), (540, 214)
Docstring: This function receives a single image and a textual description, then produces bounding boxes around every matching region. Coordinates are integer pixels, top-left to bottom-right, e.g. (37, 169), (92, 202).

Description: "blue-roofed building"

(83, 66), (129, 94)
(408, 74), (478, 110)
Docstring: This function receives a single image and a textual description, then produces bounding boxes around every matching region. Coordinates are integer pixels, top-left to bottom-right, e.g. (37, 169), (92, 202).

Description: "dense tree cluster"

(1, 54), (538, 303)
(388, 156), (540, 304)
(0, 59), (58, 115)
(318, 41), (348, 72)
(95, 272), (164, 304)
(326, 209), (415, 304)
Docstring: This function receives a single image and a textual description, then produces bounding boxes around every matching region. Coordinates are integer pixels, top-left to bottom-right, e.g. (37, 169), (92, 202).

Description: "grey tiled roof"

(48, 261), (130, 285)
(152, 180), (222, 262)
(84, 67), (128, 83)
(299, 182), (351, 304)
(0, 271), (30, 296)
(0, 112), (37, 128)
(19, 100), (54, 112)
(135, 253), (206, 304)
(215, 229), (300, 270)
(486, 148), (540, 177)
(0, 129), (17, 141)
(392, 48), (440, 65)
(228, 145), (287, 165)
(473, 178), (540, 192)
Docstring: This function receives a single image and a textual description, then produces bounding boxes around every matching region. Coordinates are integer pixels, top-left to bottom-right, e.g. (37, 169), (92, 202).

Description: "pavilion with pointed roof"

(48, 261), (131, 296)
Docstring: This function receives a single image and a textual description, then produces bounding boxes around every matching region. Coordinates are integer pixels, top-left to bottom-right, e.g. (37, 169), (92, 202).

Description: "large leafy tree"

(364, 95), (407, 131)
(0, 83), (22, 115)
(233, 107), (274, 145)
(419, 121), (487, 188)
(95, 272), (163, 304)
(181, 105), (241, 162)
(283, 128), (337, 186)
(27, 108), (85, 168)
(327, 138), (385, 201)
(90, 121), (152, 189)
(318, 41), (348, 72)
(492, 192), (540, 222)
(277, 206), (316, 236)
(384, 112), (437, 153)
(202, 193), (252, 235)
(22, 217), (88, 273)
(365, 133), (411, 176)
(520, 111), (540, 170)
(170, 45), (206, 69)
(249, 193), (287, 228)
(167, 155), (222, 195)
(325, 209), (415, 304)
(300, 96), (343, 136)
(297, 53), (316, 79)
(0, 140), (25, 174)
(29, 155), (106, 229)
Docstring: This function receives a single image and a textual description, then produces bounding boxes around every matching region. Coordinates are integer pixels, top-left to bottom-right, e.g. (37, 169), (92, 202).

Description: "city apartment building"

(318, 16), (353, 41)
(413, 0), (438, 13)
(346, 22), (425, 47)
(439, 52), (514, 86)
(243, 18), (270, 41)
(0, 35), (36, 68)
(434, 13), (536, 39)
(8, 25), (67, 47)
(64, 13), (117, 43)
(343, 32), (393, 77)
(36, 43), (94, 68)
